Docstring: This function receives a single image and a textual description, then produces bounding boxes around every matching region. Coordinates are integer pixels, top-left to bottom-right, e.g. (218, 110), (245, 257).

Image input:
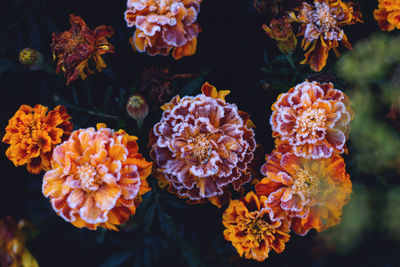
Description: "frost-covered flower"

(290, 0), (363, 71)
(149, 83), (256, 207)
(222, 191), (291, 261)
(3, 105), (73, 174)
(263, 17), (297, 54)
(270, 81), (353, 159)
(42, 124), (152, 230)
(256, 151), (352, 235)
(124, 0), (202, 60)
(51, 14), (114, 85)
(374, 0), (400, 31)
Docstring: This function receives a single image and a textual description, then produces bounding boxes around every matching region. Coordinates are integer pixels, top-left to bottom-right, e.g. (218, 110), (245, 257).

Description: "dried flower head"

(222, 191), (291, 261)
(270, 81), (353, 159)
(263, 17), (297, 54)
(290, 0), (363, 71)
(3, 105), (73, 174)
(374, 0), (400, 31)
(51, 14), (114, 85)
(256, 151), (352, 235)
(18, 48), (43, 71)
(254, 0), (302, 20)
(149, 83), (256, 207)
(42, 124), (152, 230)
(124, 0), (202, 60)
(126, 94), (149, 126)
(0, 216), (38, 267)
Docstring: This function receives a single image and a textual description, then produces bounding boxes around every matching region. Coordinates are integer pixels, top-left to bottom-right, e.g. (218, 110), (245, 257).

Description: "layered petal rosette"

(51, 14), (114, 85)
(42, 124), (152, 230)
(124, 0), (202, 59)
(222, 191), (291, 261)
(149, 83), (256, 206)
(290, 0), (363, 71)
(270, 81), (353, 159)
(374, 0), (400, 31)
(3, 104), (73, 174)
(256, 150), (352, 235)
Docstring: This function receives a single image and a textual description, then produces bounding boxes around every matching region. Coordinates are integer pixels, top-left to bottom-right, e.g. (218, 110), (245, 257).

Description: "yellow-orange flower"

(222, 192), (291, 262)
(270, 81), (353, 159)
(3, 105), (73, 174)
(0, 216), (39, 267)
(374, 0), (400, 31)
(42, 124), (152, 230)
(290, 0), (363, 71)
(51, 14), (114, 85)
(149, 83), (256, 207)
(124, 0), (202, 60)
(256, 151), (352, 236)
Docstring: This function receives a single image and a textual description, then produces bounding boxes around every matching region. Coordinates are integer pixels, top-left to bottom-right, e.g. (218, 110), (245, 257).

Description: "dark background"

(1, 0), (400, 266)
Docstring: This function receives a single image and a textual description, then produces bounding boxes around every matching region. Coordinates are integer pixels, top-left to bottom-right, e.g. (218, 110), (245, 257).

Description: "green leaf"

(158, 206), (177, 241)
(99, 252), (131, 267)
(143, 203), (156, 233)
(178, 71), (210, 97)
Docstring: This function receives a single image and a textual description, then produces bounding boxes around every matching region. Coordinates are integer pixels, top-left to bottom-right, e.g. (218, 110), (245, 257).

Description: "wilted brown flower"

(263, 17), (297, 54)
(254, 0), (302, 20)
(51, 14), (114, 85)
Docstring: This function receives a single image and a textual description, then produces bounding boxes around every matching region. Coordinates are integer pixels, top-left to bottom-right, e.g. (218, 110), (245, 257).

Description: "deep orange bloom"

(222, 192), (291, 261)
(51, 14), (114, 85)
(3, 105), (72, 174)
(0, 216), (38, 267)
(256, 151), (352, 235)
(149, 83), (256, 207)
(374, 0), (400, 31)
(124, 0), (202, 60)
(290, 0), (363, 71)
(42, 124), (152, 230)
(270, 81), (353, 159)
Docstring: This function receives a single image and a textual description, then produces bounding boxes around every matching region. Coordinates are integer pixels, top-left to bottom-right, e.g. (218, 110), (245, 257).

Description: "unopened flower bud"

(19, 48), (43, 70)
(126, 95), (149, 127)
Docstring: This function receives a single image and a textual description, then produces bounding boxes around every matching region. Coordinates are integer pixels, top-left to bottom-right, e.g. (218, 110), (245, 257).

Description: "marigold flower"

(42, 124), (152, 230)
(290, 0), (363, 72)
(256, 151), (352, 235)
(51, 14), (114, 85)
(0, 216), (39, 267)
(263, 17), (297, 54)
(222, 191), (291, 261)
(270, 81), (353, 159)
(124, 0), (202, 60)
(149, 83), (256, 207)
(374, 0), (400, 31)
(3, 105), (73, 174)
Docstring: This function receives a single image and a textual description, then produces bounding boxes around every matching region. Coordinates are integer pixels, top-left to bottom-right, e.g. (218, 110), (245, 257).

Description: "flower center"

(292, 168), (320, 199)
(243, 213), (273, 242)
(314, 2), (337, 29)
(77, 163), (100, 191)
(188, 134), (212, 164)
(296, 108), (327, 133)
(66, 34), (86, 53)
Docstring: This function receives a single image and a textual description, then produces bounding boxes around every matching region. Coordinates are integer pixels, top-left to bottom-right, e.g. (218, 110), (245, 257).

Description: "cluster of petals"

(374, 0), (400, 31)
(124, 0), (202, 60)
(149, 82), (256, 207)
(222, 191), (290, 261)
(270, 81), (353, 159)
(2, 104), (72, 174)
(42, 124), (152, 230)
(51, 14), (115, 85)
(255, 150), (352, 235)
(290, 0), (363, 71)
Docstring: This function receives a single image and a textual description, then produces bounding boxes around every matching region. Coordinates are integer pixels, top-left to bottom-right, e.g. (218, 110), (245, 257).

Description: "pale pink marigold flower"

(270, 81), (353, 159)
(124, 0), (202, 60)
(149, 83), (256, 207)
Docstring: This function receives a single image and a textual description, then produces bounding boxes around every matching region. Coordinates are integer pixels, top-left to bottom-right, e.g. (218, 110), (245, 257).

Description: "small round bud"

(126, 94), (149, 127)
(19, 48), (43, 70)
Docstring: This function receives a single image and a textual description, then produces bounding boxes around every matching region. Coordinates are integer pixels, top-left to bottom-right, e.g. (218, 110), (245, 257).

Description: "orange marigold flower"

(42, 124), (152, 230)
(270, 81), (353, 159)
(256, 151), (352, 236)
(374, 0), (400, 31)
(51, 14), (115, 85)
(2, 105), (73, 174)
(222, 191), (291, 261)
(0, 216), (39, 267)
(290, 0), (363, 72)
(124, 0), (202, 60)
(149, 83), (256, 207)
